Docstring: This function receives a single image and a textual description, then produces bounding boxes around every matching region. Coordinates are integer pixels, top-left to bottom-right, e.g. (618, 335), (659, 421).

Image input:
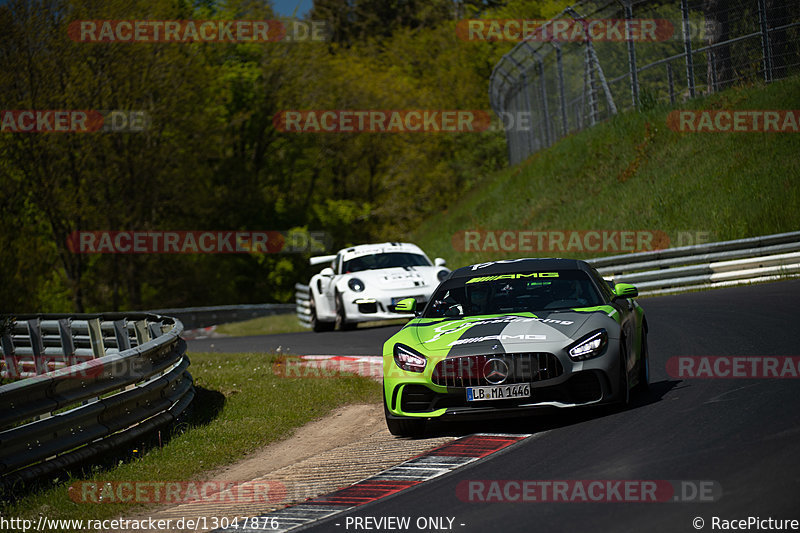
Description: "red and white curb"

(215, 434), (529, 532)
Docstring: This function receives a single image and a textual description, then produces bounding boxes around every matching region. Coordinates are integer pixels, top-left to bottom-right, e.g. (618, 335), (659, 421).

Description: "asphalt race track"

(193, 279), (800, 533)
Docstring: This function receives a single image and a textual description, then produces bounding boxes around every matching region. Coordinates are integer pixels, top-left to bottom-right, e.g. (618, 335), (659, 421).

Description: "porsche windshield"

(423, 270), (603, 318)
(342, 252), (431, 273)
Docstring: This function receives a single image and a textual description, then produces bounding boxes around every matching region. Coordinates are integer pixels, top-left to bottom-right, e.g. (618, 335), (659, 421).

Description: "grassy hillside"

(413, 77), (800, 268)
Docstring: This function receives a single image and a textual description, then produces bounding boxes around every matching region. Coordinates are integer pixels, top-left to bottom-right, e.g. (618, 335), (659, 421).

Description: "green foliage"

(412, 76), (800, 268)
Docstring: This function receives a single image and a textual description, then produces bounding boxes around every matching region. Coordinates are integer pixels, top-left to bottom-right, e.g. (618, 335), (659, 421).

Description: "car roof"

(449, 258), (591, 278)
(339, 242), (426, 261)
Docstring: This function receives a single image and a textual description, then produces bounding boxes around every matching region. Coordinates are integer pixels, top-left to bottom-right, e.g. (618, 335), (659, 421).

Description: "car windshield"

(342, 252), (431, 273)
(423, 270), (603, 318)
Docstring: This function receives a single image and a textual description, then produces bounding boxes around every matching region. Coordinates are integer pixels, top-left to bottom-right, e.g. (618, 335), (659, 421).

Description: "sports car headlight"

(393, 344), (427, 372)
(568, 329), (608, 361)
(348, 278), (365, 292)
(437, 269), (450, 282)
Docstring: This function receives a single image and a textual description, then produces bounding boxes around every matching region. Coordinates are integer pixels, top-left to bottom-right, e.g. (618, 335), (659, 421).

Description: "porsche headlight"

(568, 329), (608, 361)
(393, 344), (427, 372)
(348, 278), (365, 292)
(437, 269), (450, 282)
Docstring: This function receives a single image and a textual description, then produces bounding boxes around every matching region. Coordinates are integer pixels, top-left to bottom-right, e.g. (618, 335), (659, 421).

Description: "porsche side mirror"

(320, 267), (334, 277)
(613, 283), (638, 298)
(394, 298), (417, 313)
(434, 257), (447, 267)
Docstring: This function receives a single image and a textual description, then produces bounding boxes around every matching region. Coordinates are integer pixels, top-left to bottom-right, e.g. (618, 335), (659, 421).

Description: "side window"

(590, 267), (615, 302)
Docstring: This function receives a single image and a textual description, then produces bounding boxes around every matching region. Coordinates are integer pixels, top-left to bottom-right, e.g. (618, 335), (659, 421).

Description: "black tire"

(335, 292), (356, 331)
(617, 341), (631, 407)
(636, 329), (650, 393)
(383, 385), (426, 438)
(310, 295), (334, 333)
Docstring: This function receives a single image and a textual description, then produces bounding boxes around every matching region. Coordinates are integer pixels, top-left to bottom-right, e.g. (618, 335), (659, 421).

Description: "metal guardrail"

(148, 304), (295, 330)
(587, 231), (800, 295)
(294, 232), (800, 321)
(0, 313), (192, 487)
(295, 284), (312, 328)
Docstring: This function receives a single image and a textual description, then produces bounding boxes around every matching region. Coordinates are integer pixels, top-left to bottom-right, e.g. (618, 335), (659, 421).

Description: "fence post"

(667, 62), (676, 104)
(520, 72), (535, 158)
(554, 42), (568, 135)
(584, 47), (597, 126)
(535, 54), (552, 147)
(681, 0), (696, 98)
(757, 0), (773, 83)
(624, 0), (640, 109)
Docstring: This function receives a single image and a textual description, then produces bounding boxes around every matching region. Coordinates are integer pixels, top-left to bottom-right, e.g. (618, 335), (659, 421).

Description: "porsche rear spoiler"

(310, 254), (336, 266)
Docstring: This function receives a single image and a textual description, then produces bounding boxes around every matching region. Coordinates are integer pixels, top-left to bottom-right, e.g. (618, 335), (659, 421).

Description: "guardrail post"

(57, 318), (76, 367)
(133, 320), (149, 346)
(87, 318), (105, 359)
(27, 318), (46, 375)
(113, 319), (131, 351)
(1, 332), (19, 379)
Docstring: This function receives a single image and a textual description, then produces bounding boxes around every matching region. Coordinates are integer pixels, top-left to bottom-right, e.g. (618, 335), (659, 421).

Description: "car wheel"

(383, 384), (426, 438)
(636, 329), (650, 393)
(310, 294), (334, 333)
(617, 341), (631, 407)
(335, 292), (356, 331)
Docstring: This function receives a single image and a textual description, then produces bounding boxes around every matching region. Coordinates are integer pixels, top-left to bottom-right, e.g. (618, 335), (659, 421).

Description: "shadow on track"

(416, 379), (682, 439)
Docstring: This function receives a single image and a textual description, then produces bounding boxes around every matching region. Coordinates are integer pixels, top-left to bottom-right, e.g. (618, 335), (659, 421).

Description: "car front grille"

(431, 353), (563, 388)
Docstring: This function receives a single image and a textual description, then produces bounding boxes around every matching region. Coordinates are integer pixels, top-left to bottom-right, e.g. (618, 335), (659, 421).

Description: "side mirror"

(394, 298), (417, 313)
(320, 267), (334, 277)
(434, 258), (447, 267)
(613, 283), (638, 299)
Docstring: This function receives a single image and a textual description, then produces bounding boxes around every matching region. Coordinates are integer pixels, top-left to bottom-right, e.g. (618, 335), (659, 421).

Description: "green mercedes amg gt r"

(382, 258), (649, 437)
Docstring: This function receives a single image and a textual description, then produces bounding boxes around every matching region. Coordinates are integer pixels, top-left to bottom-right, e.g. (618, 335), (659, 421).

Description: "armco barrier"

(0, 313), (192, 487)
(295, 284), (313, 328)
(293, 232), (800, 324)
(587, 230), (800, 295)
(147, 303), (294, 330)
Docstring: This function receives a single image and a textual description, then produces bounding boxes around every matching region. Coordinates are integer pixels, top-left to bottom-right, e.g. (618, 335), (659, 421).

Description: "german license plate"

(466, 384), (531, 402)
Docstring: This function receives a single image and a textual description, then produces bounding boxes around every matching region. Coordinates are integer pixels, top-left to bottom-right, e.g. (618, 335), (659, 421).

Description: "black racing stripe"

(446, 317), (519, 357)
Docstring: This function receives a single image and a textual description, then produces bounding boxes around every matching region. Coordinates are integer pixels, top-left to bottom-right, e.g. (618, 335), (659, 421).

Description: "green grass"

(215, 313), (308, 336)
(2, 351), (381, 528)
(413, 77), (800, 269)
(215, 314), (410, 337)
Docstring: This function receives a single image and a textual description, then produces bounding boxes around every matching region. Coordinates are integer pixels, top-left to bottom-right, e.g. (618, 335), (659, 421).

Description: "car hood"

(403, 310), (617, 356)
(348, 267), (431, 290)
